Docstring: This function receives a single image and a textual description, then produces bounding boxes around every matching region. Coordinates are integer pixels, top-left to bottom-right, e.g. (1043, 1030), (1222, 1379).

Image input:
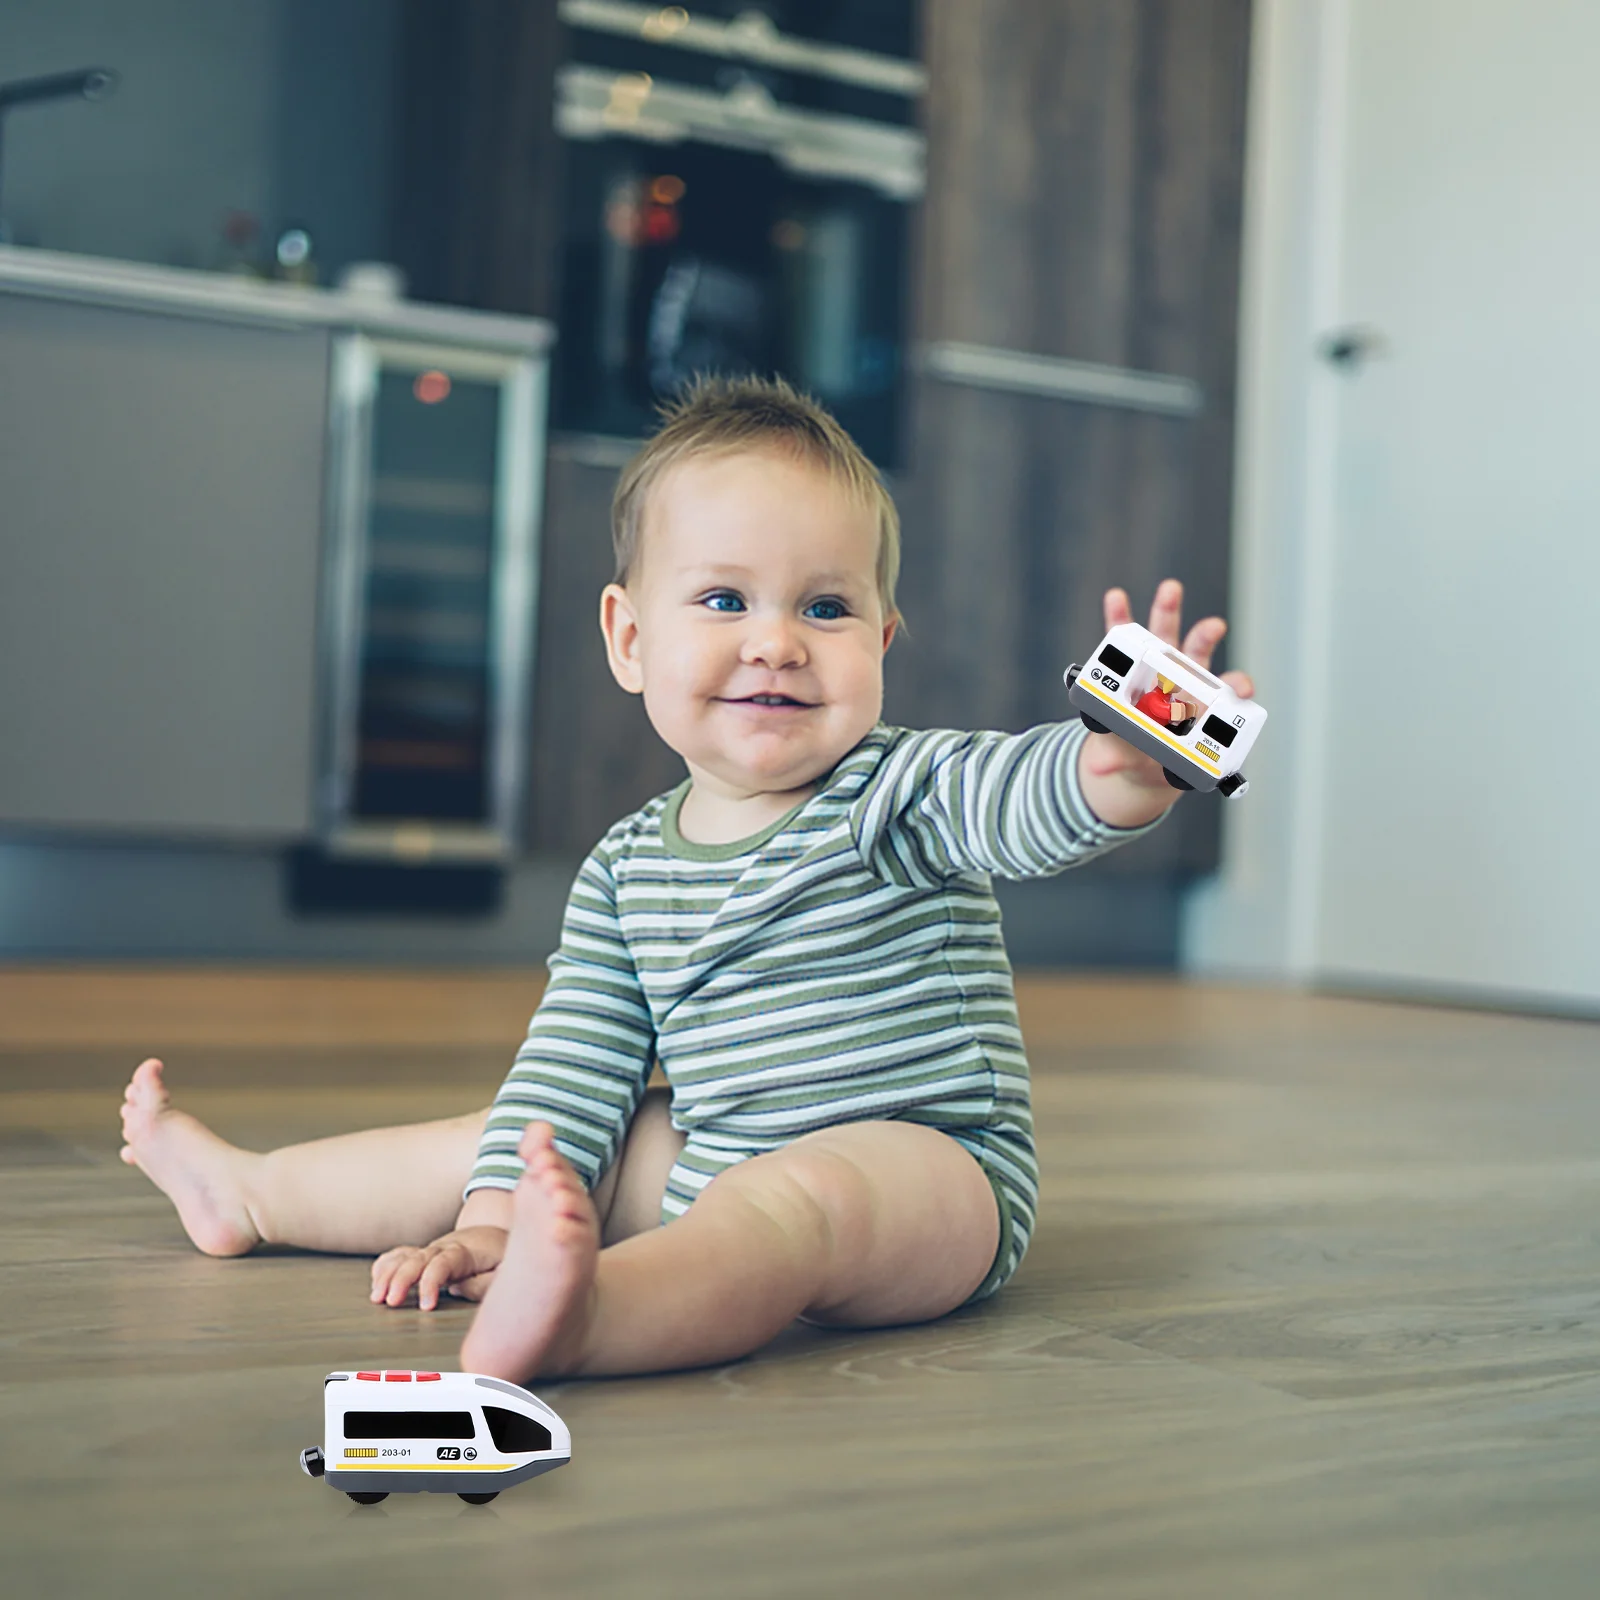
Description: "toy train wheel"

(347, 1491), (389, 1505)
(1080, 714), (1111, 736)
(1162, 769), (1194, 791)
(458, 1492), (499, 1505)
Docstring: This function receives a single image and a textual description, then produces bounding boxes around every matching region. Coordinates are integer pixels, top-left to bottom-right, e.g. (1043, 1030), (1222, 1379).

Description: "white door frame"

(1182, 0), (1352, 983)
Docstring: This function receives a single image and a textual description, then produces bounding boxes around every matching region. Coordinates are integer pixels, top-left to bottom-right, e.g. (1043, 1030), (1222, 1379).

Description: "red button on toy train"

(384, 1371), (412, 1381)
(356, 1372), (380, 1381)
(416, 1372), (441, 1381)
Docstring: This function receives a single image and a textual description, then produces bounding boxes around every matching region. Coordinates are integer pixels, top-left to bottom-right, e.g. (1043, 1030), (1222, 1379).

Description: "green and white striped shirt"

(466, 720), (1158, 1211)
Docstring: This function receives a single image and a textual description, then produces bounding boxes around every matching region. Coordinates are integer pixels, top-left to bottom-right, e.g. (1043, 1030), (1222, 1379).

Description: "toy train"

(299, 1369), (571, 1505)
(1065, 622), (1266, 798)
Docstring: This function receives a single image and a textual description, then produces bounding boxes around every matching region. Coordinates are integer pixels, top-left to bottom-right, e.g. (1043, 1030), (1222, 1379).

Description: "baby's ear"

(599, 583), (645, 694)
(881, 613), (899, 653)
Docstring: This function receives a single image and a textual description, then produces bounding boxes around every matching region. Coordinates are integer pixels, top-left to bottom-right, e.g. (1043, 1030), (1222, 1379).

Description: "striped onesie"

(466, 719), (1158, 1301)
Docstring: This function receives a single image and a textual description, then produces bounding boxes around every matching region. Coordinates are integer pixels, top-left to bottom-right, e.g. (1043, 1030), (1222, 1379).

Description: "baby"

(120, 375), (1253, 1383)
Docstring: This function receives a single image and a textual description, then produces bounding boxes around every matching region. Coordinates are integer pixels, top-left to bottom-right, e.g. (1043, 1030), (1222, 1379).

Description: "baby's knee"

(717, 1141), (874, 1255)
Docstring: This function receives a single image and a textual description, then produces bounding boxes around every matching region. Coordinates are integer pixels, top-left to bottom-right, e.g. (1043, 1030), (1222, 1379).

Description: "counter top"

(0, 246), (555, 355)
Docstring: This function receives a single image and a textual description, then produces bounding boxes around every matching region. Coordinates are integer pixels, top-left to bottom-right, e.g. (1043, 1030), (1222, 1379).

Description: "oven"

(551, 1), (923, 466)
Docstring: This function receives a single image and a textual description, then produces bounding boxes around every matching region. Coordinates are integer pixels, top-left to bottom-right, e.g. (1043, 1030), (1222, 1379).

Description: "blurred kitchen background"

(0, 0), (1593, 1013)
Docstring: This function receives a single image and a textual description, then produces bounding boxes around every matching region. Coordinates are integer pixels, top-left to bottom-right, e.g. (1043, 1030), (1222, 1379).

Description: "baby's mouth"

(722, 694), (816, 709)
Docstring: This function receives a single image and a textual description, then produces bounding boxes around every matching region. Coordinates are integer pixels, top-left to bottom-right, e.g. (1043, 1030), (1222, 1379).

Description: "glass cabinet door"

(320, 335), (544, 862)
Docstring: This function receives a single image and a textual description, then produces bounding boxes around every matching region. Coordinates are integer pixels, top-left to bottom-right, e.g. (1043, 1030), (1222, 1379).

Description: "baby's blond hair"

(610, 374), (901, 621)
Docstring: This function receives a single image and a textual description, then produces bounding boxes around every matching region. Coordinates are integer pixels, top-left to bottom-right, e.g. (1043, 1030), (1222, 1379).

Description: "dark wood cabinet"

(392, 0), (567, 321)
(511, 0), (1251, 869)
(885, 0), (1252, 875)
(525, 443), (683, 852)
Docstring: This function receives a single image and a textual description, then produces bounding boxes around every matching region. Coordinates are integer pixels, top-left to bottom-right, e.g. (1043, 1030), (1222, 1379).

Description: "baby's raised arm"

(856, 581), (1256, 885)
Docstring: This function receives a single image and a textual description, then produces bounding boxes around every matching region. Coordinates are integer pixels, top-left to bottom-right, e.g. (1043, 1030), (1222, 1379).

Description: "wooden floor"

(3, 969), (1598, 1598)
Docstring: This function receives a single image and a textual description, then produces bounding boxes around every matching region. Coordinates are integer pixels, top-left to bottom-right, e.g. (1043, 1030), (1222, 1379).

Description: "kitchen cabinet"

(886, 0), (1252, 876)
(0, 248), (553, 857)
(0, 285), (327, 839)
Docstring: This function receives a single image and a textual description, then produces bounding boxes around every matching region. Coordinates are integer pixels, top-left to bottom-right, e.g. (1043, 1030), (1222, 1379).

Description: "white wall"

(0, 0), (281, 264)
(1184, 0), (1600, 1011)
(0, 0), (395, 272)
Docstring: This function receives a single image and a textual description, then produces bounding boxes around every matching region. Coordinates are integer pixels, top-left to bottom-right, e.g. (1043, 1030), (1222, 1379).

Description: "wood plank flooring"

(3, 969), (1598, 1598)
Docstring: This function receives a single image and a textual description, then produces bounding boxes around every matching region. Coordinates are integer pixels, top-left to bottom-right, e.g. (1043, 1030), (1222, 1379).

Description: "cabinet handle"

(919, 341), (1202, 417)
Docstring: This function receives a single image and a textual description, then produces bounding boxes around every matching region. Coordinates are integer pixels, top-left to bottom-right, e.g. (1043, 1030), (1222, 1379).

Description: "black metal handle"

(0, 69), (119, 235)
(1318, 325), (1388, 371)
(0, 68), (119, 111)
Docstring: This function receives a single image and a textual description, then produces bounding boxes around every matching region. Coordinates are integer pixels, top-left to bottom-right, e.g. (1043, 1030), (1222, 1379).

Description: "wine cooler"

(306, 333), (547, 899)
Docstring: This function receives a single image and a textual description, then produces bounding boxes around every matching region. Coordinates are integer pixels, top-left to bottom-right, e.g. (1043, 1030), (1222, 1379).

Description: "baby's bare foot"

(460, 1123), (599, 1382)
(119, 1058), (261, 1257)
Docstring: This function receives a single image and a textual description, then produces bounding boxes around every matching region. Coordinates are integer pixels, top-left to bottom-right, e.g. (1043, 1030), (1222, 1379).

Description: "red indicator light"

(413, 369), (451, 405)
(416, 1372), (441, 1381)
(384, 1371), (412, 1382)
(356, 1372), (380, 1381)
(642, 206), (680, 244)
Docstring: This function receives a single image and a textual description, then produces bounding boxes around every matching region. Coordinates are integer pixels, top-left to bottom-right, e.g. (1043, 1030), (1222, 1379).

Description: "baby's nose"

(740, 615), (807, 666)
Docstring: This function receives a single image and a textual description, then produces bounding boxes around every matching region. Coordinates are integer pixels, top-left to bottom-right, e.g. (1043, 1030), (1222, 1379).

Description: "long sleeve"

(464, 844), (656, 1195)
(849, 721), (1163, 886)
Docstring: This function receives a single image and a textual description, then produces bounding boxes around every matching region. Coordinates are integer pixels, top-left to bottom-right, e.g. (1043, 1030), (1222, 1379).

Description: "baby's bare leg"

(251, 1109), (489, 1252)
(460, 1119), (1000, 1382)
(120, 1058), (487, 1256)
(591, 1085), (684, 1246)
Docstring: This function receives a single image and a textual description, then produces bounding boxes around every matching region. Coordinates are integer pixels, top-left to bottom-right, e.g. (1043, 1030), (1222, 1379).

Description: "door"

(1311, 0), (1600, 1002)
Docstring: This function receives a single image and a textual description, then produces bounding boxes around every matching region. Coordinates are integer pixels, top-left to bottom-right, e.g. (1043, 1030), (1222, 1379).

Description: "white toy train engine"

(299, 1369), (571, 1505)
(1065, 622), (1266, 798)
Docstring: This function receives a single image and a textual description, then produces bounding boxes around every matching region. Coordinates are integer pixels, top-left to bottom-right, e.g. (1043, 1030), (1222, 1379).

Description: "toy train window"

(1163, 648), (1222, 690)
(1098, 644), (1135, 676)
(343, 1410), (476, 1439)
(483, 1406), (553, 1453)
(1201, 715), (1238, 748)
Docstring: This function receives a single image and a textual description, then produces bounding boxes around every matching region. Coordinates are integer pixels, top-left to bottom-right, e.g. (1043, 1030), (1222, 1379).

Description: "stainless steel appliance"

(551, 0), (921, 464)
(318, 335), (545, 869)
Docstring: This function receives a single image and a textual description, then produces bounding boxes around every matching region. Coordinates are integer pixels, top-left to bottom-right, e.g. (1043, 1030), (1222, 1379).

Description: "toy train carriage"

(299, 1369), (571, 1505)
(1064, 622), (1266, 798)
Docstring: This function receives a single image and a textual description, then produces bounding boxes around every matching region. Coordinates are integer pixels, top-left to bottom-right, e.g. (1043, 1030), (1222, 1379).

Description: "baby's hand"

(369, 1225), (508, 1311)
(1078, 578), (1256, 827)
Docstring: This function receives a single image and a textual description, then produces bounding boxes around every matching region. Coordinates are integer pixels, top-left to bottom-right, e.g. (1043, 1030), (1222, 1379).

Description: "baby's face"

(601, 449), (895, 804)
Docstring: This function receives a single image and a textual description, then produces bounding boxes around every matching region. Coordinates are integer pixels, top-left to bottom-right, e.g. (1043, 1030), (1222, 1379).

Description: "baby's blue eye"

(703, 591), (745, 613)
(805, 598), (848, 622)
